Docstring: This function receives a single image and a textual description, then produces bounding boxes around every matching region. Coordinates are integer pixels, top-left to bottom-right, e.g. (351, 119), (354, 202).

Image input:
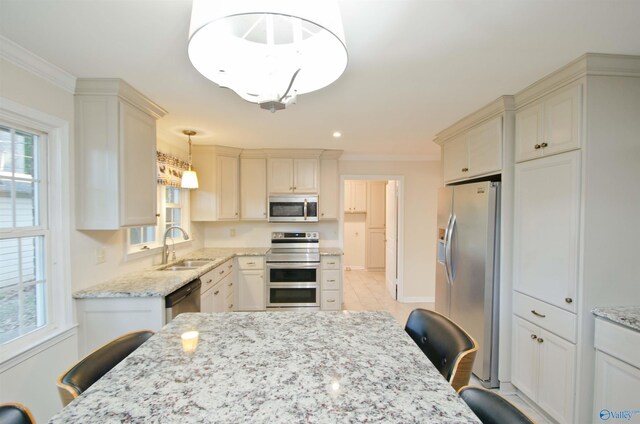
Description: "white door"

(511, 316), (539, 402)
(293, 158), (318, 193)
(352, 181), (367, 212)
(237, 271), (265, 311)
(442, 135), (468, 182)
(217, 155), (239, 220)
(515, 102), (544, 163)
(385, 181), (398, 299)
(543, 84), (582, 157)
(240, 158), (267, 220)
(268, 158), (293, 193)
(366, 229), (386, 270)
(467, 116), (502, 177)
(537, 329), (576, 424)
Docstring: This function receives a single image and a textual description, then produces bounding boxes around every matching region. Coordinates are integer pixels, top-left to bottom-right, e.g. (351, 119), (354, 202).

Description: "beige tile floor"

(343, 269), (553, 424)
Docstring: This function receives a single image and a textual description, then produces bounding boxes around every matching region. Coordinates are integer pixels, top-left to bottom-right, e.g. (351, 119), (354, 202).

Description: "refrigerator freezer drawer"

(513, 291), (577, 343)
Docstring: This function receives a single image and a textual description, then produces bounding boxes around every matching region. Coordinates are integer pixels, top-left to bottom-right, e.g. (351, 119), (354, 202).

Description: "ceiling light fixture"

(181, 130), (199, 189)
(187, 0), (348, 113)
(332, 131), (342, 138)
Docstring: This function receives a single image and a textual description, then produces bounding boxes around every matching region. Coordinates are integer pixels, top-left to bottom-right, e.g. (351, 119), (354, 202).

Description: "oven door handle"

(267, 263), (320, 269)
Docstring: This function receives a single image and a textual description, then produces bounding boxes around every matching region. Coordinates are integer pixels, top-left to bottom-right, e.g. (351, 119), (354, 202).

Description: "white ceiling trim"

(0, 35), (76, 93)
(340, 153), (440, 162)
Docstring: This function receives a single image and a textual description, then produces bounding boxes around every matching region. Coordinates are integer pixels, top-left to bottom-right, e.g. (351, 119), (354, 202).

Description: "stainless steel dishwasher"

(165, 278), (201, 323)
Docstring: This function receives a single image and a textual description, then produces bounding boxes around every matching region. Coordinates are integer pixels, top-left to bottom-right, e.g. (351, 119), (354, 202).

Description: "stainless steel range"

(266, 232), (320, 310)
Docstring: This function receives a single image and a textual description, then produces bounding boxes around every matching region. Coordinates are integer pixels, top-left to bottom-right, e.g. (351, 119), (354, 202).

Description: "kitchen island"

(49, 311), (480, 424)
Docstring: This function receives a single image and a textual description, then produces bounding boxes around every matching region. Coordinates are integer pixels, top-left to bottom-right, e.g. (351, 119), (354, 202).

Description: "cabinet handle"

(228, 282), (233, 287)
(565, 297), (573, 304)
(289, 187), (293, 190)
(327, 262), (336, 265)
(327, 299), (336, 303)
(531, 310), (546, 318)
(235, 212), (238, 216)
(228, 264), (233, 269)
(228, 304), (233, 309)
(530, 334), (537, 340)
(327, 279), (336, 283)
(461, 167), (469, 172)
(534, 144), (541, 150)
(537, 338), (544, 344)
(214, 290), (220, 295)
(541, 142), (548, 148)
(247, 262), (256, 265)
(219, 270), (225, 275)
(293, 186), (297, 190)
(321, 213), (325, 216)
(206, 279), (212, 284)
(263, 212), (267, 216)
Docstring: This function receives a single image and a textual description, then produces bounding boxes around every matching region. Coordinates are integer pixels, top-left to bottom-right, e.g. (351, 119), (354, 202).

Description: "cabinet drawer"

(237, 256), (264, 270)
(322, 270), (340, 290)
(322, 291), (341, 311)
(595, 318), (640, 369)
(321, 256), (340, 270)
(513, 292), (576, 343)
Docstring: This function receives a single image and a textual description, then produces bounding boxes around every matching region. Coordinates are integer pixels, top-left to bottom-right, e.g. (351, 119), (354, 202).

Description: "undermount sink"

(160, 259), (213, 271)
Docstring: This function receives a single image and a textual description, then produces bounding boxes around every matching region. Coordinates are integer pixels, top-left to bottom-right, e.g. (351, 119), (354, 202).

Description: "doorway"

(340, 176), (402, 302)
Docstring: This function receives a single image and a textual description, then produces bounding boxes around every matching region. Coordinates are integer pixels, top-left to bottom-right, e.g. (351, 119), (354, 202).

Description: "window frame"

(0, 97), (73, 365)
(125, 185), (191, 260)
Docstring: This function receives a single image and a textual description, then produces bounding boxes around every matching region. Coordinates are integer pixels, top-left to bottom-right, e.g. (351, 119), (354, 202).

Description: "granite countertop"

(49, 311), (480, 424)
(73, 247), (269, 299)
(73, 247), (344, 299)
(592, 306), (640, 332)
(320, 247), (344, 255)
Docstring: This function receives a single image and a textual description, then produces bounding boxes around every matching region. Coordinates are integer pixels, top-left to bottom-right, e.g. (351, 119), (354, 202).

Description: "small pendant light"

(181, 130), (199, 189)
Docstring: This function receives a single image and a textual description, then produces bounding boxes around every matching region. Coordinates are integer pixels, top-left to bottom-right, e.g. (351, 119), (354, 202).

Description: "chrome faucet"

(162, 226), (189, 264)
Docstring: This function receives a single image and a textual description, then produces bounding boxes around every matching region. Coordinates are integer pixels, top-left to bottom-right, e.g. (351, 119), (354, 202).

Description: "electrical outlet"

(95, 248), (106, 264)
(229, 228), (236, 237)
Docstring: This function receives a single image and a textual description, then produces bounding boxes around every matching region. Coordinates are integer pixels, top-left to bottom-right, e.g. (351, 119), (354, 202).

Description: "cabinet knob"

(531, 310), (546, 318)
(229, 304), (233, 309)
(228, 282), (233, 287)
(530, 334), (537, 340)
(263, 212), (267, 216)
(219, 270), (225, 275)
(293, 186), (297, 190)
(214, 290), (220, 295)
(534, 144), (541, 150)
(565, 297), (573, 304)
(235, 212), (238, 216)
(289, 187), (293, 190)
(541, 142), (548, 148)
(206, 279), (212, 284)
(461, 167), (469, 172)
(537, 338), (544, 344)
(321, 213), (325, 216)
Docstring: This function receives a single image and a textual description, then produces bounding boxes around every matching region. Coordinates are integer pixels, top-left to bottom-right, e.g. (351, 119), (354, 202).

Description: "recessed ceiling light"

(333, 131), (342, 138)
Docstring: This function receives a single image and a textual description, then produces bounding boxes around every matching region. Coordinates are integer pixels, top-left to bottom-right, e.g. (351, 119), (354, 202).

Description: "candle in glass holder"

(181, 331), (199, 353)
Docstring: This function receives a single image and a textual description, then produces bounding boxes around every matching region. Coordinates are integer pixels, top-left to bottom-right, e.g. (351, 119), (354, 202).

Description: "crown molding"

(75, 78), (167, 119)
(320, 150), (343, 159)
(264, 149), (324, 158)
(340, 153), (440, 162)
(515, 53), (640, 108)
(0, 35), (76, 93)
(434, 96), (514, 145)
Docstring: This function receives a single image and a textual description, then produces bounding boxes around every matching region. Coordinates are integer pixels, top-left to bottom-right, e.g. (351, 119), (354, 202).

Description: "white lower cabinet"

(512, 316), (575, 424)
(236, 256), (266, 311)
(593, 317), (640, 421)
(321, 256), (342, 311)
(200, 259), (235, 313)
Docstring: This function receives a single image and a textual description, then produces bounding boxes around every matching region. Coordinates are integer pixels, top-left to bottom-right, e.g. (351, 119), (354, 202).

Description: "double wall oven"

(266, 232), (320, 309)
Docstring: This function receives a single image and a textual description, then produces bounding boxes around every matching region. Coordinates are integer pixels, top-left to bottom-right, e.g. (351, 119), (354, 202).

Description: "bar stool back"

(0, 403), (35, 424)
(458, 386), (535, 424)
(405, 308), (477, 391)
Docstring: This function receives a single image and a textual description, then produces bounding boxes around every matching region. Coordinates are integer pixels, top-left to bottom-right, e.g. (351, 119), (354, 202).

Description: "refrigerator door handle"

(442, 214), (452, 284)
(445, 214), (456, 284)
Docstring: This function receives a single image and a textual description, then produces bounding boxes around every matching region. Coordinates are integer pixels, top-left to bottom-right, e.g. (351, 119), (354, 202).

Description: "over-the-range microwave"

(268, 194), (319, 222)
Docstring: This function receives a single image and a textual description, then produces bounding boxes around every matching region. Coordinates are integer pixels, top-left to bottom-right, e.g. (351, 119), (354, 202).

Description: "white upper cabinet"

(319, 157), (339, 220)
(216, 155), (239, 220)
(344, 180), (367, 213)
(190, 146), (241, 221)
(267, 157), (319, 194)
(515, 83), (582, 163)
(75, 79), (166, 230)
(513, 151), (580, 313)
(442, 135), (468, 182)
(240, 157), (267, 220)
(440, 115), (503, 183)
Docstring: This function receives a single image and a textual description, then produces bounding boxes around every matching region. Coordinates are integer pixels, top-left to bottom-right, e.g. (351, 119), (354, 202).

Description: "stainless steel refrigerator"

(436, 181), (500, 388)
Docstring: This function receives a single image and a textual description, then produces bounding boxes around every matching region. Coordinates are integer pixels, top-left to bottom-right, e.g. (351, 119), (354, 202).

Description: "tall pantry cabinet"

(510, 54), (640, 424)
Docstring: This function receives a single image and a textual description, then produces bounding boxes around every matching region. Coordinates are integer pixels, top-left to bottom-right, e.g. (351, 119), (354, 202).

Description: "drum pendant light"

(187, 0), (348, 112)
(181, 130), (199, 189)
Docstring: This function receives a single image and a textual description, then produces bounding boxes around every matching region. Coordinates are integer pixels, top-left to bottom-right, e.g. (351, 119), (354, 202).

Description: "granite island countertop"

(592, 306), (640, 332)
(73, 247), (343, 299)
(49, 311), (480, 424)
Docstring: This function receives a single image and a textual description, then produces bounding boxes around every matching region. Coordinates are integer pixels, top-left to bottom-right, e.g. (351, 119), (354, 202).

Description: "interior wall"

(339, 159), (442, 301)
(0, 57), (78, 422)
(343, 213), (366, 268)
(203, 221), (340, 248)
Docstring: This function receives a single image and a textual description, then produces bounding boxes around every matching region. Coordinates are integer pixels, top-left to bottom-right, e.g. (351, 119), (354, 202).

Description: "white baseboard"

(399, 296), (435, 303)
(344, 266), (365, 271)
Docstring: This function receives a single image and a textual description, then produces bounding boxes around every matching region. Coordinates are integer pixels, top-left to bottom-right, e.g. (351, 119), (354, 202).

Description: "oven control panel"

(271, 232), (319, 240)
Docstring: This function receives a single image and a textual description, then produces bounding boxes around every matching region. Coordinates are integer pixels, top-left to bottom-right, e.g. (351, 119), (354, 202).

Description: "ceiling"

(1, 0), (640, 158)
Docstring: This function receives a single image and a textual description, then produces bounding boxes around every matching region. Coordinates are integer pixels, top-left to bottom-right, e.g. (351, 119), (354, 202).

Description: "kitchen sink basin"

(161, 265), (198, 271)
(160, 259), (214, 271)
